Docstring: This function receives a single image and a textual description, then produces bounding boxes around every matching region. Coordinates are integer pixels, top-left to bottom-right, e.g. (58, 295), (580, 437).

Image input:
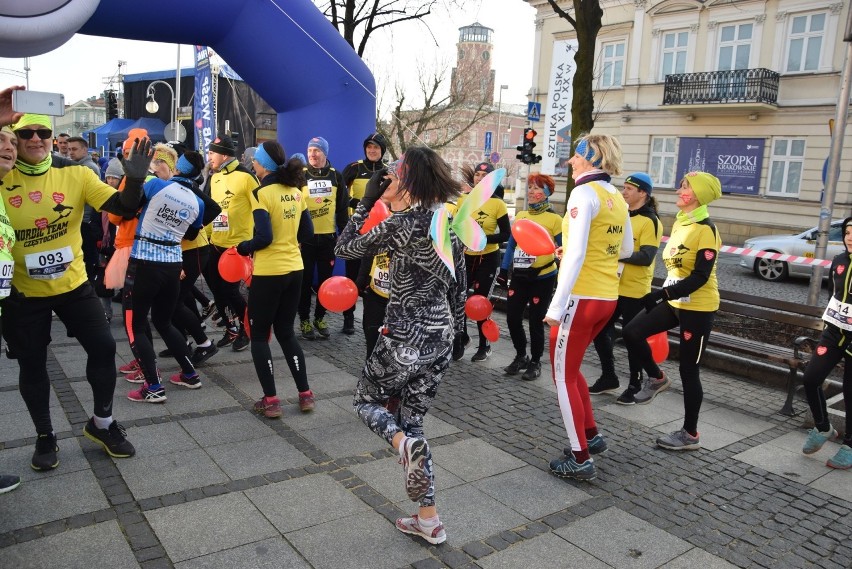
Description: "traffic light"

(105, 90), (118, 120)
(515, 128), (542, 165)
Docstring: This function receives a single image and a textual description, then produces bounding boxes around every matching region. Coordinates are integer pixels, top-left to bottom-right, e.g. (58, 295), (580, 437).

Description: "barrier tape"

(659, 236), (832, 268)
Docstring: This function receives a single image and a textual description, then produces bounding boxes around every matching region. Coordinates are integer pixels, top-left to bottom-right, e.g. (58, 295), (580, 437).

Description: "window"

(660, 30), (688, 80)
(717, 23), (752, 71)
(469, 130), (477, 147)
(785, 12), (825, 73)
(648, 136), (677, 188)
(501, 133), (510, 149)
(767, 138), (805, 196)
(599, 41), (625, 88)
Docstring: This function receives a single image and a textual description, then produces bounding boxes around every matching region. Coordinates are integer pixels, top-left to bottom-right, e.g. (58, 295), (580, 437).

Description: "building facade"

(525, 0), (851, 243)
(54, 99), (107, 139)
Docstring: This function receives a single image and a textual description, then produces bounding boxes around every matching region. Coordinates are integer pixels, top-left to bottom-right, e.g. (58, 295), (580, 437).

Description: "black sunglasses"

(15, 128), (53, 140)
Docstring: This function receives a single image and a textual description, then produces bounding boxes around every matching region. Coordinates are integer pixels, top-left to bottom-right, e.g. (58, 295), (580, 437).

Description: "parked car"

(739, 220), (844, 282)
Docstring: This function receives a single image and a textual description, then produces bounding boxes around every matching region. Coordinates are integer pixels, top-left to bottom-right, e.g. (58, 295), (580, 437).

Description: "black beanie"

(208, 136), (235, 156)
(363, 133), (387, 157)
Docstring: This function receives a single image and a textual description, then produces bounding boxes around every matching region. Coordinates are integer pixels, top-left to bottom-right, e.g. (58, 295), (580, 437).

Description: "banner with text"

(676, 137), (764, 195)
(541, 39), (578, 177)
(193, 45), (216, 155)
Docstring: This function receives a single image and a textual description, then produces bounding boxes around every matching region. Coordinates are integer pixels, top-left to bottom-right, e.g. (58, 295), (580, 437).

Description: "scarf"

(676, 205), (710, 225)
(528, 199), (551, 213)
(15, 154), (52, 176)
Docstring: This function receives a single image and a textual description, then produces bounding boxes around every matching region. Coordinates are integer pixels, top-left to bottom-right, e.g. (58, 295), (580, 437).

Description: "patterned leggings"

(353, 326), (453, 507)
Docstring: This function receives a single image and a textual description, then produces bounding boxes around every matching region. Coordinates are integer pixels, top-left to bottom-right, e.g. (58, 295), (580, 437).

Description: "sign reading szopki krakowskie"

(676, 137), (765, 196)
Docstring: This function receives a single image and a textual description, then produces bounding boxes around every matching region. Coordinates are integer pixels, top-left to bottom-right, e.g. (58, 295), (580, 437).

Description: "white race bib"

(307, 179), (333, 198)
(823, 296), (852, 331)
(662, 276), (690, 303)
(512, 247), (535, 269)
(0, 259), (12, 297)
(24, 246), (73, 280)
(212, 213), (229, 232)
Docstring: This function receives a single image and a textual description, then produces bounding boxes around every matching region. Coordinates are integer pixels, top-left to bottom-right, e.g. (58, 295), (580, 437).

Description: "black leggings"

(801, 327), (852, 445)
(362, 289), (389, 360)
(2, 283), (116, 434)
(343, 257), (361, 323)
(593, 296), (644, 387)
(505, 274), (555, 362)
(124, 260), (195, 383)
(465, 250), (500, 348)
(204, 244), (247, 329)
(248, 271), (309, 396)
(622, 302), (715, 434)
(299, 233), (336, 321)
(173, 245), (210, 344)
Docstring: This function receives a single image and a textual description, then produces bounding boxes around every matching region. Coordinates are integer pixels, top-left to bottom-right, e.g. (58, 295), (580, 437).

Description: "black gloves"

(236, 241), (252, 256)
(641, 288), (669, 312)
(361, 168), (391, 210)
(495, 269), (509, 289)
(122, 138), (153, 180)
(452, 331), (470, 361)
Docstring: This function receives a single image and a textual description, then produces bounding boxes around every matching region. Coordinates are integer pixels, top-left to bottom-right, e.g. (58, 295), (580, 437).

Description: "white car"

(739, 220), (844, 282)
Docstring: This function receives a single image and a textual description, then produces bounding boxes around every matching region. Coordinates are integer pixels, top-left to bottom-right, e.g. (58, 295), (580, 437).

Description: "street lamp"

(495, 84), (508, 163)
(145, 80), (178, 140)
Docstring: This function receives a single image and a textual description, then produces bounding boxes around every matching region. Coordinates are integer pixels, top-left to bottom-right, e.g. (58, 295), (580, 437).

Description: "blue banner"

(193, 45), (216, 154)
(676, 137), (764, 195)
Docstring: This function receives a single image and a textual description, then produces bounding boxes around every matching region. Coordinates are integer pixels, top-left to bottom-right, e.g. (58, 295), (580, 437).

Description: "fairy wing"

(451, 168), (505, 251)
(429, 204), (455, 277)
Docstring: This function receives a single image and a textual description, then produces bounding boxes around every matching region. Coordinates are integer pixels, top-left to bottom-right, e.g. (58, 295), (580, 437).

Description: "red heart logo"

(52, 192), (64, 204)
(817, 346), (827, 356)
(670, 248), (677, 256)
(683, 331), (693, 341)
(838, 265), (845, 275)
(532, 297), (539, 304)
(508, 290), (514, 297)
(28, 191), (42, 203)
(570, 207), (578, 219)
(606, 198), (613, 210)
(34, 217), (48, 230)
(9, 196), (22, 208)
(704, 250), (715, 261)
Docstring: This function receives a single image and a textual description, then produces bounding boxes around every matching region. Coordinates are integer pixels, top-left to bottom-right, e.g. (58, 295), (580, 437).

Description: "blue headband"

(254, 144), (278, 172)
(176, 154), (195, 176)
(575, 139), (602, 167)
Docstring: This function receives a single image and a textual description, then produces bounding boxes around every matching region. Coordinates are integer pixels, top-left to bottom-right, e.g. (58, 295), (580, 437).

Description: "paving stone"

(174, 536), (310, 569)
(476, 532), (609, 569)
(472, 464), (590, 520)
(117, 447), (229, 500)
(0, 521), (137, 568)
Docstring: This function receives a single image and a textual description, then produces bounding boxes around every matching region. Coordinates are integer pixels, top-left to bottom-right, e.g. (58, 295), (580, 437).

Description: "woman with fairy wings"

(335, 147), (501, 545)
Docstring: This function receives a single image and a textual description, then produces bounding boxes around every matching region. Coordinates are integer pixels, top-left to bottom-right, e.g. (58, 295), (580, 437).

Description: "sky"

(0, 0), (537, 117)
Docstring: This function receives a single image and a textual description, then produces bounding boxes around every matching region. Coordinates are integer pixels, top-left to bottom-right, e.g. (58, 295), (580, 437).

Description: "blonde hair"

(575, 133), (623, 176)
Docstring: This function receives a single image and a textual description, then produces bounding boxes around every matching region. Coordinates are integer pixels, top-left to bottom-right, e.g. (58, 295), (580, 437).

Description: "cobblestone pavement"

(0, 305), (848, 568)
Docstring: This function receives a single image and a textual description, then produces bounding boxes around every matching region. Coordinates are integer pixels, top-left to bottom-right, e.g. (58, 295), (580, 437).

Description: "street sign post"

(484, 131), (492, 155)
(527, 101), (541, 122)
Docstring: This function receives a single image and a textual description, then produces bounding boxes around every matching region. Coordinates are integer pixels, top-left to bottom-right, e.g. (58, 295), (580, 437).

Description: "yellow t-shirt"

(619, 210), (663, 299)
(0, 197), (16, 307)
(663, 218), (721, 312)
(511, 209), (562, 273)
(302, 167), (342, 235)
(457, 195), (508, 255)
(367, 252), (391, 298)
(568, 181), (629, 299)
(250, 182), (307, 276)
(5, 164), (117, 297)
(209, 160), (258, 248)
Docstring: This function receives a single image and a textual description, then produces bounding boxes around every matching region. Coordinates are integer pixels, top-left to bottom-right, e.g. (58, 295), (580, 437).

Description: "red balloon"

(318, 276), (359, 312)
(219, 248), (247, 283)
(243, 306), (251, 337)
(511, 218), (556, 256)
(647, 331), (669, 364)
(242, 256), (253, 281)
(465, 295), (493, 321)
(482, 318), (500, 342)
(360, 200), (391, 234)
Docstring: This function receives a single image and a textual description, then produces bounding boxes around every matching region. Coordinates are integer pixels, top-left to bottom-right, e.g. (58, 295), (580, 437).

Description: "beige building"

(53, 99), (107, 139)
(524, 0), (851, 244)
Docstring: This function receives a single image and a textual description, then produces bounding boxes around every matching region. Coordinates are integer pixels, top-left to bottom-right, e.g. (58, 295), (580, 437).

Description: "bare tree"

(315, 0), (444, 56)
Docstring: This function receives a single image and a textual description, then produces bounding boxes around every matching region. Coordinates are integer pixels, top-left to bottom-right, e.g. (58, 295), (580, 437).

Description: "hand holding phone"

(12, 90), (65, 117)
(0, 86), (25, 127)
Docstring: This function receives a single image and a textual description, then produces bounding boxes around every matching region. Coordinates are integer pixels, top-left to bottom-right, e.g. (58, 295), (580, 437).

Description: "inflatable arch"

(0, 0), (376, 163)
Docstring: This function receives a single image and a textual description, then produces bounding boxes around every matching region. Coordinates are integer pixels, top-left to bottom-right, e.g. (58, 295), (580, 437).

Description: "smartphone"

(12, 90), (65, 117)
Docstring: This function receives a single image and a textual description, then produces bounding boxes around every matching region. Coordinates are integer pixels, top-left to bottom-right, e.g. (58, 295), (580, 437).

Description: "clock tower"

(451, 22), (496, 104)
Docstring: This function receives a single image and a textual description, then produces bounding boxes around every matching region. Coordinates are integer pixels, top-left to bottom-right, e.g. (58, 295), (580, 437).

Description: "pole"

(807, 5), (852, 306)
(495, 85), (506, 163)
(174, 44), (181, 141)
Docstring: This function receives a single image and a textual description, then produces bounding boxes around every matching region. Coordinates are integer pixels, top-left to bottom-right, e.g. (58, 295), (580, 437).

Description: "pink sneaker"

(298, 391), (315, 413)
(254, 396), (282, 418)
(118, 359), (140, 375)
(124, 369), (145, 384)
(395, 515), (446, 544)
(169, 372), (202, 389)
(127, 383), (167, 403)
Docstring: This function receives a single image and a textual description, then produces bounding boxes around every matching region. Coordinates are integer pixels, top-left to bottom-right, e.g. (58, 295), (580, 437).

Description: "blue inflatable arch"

(3, 0), (377, 164)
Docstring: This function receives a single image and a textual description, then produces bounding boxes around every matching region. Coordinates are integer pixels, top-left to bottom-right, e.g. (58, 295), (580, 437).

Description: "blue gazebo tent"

(82, 118), (134, 157)
(106, 117), (168, 150)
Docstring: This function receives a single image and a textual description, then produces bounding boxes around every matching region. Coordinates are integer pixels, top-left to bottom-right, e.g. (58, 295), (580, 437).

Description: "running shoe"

(549, 456), (596, 481)
(826, 445), (852, 469)
(200, 301), (217, 321)
(616, 386), (639, 405)
(232, 331), (250, 352)
(300, 320), (316, 340)
(521, 360), (541, 380)
(802, 426), (838, 454)
(564, 434), (608, 458)
(313, 318), (330, 339)
(128, 383), (167, 403)
(342, 315), (355, 336)
(634, 373), (671, 405)
(31, 433), (59, 471)
(299, 391), (315, 413)
(504, 354), (530, 375)
(254, 396), (282, 419)
(0, 474), (21, 494)
(588, 375), (620, 395)
(118, 359), (140, 375)
(216, 326), (239, 348)
(396, 515), (446, 545)
(191, 343), (219, 366)
(471, 345), (491, 362)
(83, 418), (136, 458)
(124, 369), (146, 384)
(169, 372), (202, 389)
(656, 428), (701, 451)
(400, 437), (430, 502)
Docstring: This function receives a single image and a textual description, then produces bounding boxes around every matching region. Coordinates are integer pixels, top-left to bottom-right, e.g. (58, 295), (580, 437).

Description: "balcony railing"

(662, 68), (780, 106)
